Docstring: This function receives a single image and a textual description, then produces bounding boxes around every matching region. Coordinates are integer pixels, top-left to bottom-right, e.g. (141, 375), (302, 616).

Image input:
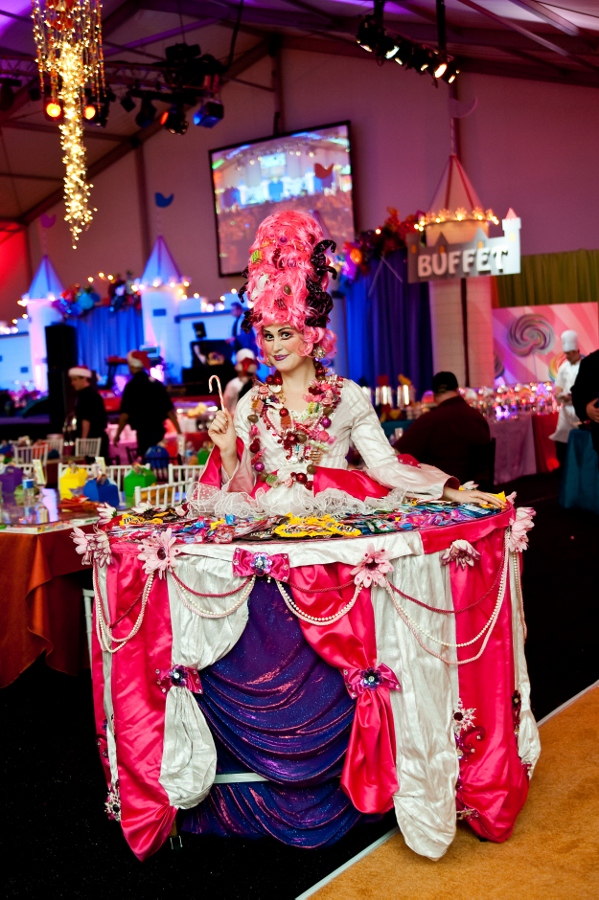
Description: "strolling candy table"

(90, 502), (540, 861)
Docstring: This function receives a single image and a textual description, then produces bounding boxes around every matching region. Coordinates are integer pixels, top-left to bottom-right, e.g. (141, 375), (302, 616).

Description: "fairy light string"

(31, 0), (105, 247)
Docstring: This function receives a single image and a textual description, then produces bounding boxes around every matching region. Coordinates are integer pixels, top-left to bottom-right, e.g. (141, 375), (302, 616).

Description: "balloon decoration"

(52, 270), (140, 318)
(340, 208), (421, 283)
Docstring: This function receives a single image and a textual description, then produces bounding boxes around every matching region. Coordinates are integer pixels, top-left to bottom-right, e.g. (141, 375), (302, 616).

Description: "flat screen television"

(209, 121), (355, 276)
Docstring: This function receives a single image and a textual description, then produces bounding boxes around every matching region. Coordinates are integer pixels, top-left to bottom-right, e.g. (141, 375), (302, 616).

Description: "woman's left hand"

(443, 486), (506, 508)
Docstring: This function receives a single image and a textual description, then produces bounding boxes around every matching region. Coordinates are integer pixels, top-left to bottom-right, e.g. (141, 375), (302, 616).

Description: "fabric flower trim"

(441, 539), (481, 569)
(509, 506), (536, 553)
(350, 544), (394, 588)
(72, 527), (112, 567)
(138, 528), (182, 578)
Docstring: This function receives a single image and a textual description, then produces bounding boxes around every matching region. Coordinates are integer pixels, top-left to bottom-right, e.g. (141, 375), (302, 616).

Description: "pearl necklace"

(173, 574), (255, 619)
(94, 564), (154, 654)
(276, 579), (361, 625)
(382, 531), (509, 666)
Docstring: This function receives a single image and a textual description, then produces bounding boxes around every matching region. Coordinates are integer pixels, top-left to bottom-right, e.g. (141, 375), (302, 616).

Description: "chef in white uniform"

(550, 329), (582, 461)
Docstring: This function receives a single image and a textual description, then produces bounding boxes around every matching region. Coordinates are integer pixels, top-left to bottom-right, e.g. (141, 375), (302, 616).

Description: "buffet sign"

(406, 215), (521, 283)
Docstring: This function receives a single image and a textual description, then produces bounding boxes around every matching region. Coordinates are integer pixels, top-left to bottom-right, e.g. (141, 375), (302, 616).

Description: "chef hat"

(68, 366), (92, 379)
(127, 349), (152, 369)
(561, 330), (579, 353)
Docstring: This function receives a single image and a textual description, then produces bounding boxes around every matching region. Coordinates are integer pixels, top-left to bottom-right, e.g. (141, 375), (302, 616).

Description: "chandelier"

(32, 0), (105, 248)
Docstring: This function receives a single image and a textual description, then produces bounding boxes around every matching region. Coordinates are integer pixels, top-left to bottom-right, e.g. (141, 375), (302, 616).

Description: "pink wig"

(240, 210), (337, 359)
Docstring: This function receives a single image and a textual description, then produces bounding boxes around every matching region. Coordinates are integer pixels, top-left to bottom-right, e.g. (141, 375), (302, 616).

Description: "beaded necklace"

(246, 362), (343, 490)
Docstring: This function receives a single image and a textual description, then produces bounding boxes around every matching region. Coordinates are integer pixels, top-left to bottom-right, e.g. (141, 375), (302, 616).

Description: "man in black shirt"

(394, 371), (492, 486)
(571, 348), (599, 460)
(68, 366), (109, 458)
(114, 350), (181, 459)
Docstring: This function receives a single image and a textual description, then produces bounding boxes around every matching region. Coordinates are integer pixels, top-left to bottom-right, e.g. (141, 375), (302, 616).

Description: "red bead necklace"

(246, 362), (343, 490)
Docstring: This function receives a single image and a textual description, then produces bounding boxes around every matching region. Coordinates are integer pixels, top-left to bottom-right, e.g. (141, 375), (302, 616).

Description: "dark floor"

(2, 470), (598, 899)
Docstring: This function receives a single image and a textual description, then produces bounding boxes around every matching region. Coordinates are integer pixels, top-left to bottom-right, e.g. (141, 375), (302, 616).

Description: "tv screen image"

(210, 122), (355, 276)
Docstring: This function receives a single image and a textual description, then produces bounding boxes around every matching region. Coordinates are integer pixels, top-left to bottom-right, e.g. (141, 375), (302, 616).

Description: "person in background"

(68, 365), (109, 459)
(227, 300), (258, 355)
(394, 371), (491, 486)
(114, 350), (181, 459)
(550, 330), (582, 464)
(572, 345), (599, 463)
(223, 349), (258, 414)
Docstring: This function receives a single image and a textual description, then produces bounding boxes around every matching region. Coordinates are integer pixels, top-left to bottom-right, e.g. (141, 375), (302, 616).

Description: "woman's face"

(261, 323), (307, 374)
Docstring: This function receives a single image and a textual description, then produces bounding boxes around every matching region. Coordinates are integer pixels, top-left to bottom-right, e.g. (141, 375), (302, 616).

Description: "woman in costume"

(198, 210), (503, 515)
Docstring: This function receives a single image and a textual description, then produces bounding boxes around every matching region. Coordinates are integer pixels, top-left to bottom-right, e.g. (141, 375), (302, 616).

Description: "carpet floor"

(2, 471), (599, 898)
(308, 685), (599, 900)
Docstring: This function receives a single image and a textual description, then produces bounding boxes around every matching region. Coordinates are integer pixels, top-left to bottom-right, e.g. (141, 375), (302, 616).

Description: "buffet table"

(489, 412), (558, 484)
(90, 501), (539, 862)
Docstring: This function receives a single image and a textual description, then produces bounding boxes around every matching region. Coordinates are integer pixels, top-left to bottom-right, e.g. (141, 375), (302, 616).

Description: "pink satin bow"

(159, 665), (202, 693)
(343, 664), (401, 699)
(232, 548), (290, 581)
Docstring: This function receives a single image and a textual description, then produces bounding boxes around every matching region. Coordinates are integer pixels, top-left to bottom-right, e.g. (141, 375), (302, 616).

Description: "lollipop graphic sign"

(493, 302), (598, 384)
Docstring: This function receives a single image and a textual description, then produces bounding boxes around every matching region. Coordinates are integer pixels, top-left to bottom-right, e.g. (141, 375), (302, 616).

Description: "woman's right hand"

(208, 409), (237, 457)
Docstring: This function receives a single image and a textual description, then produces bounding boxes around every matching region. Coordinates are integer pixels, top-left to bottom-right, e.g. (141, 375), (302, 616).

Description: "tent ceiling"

(0, 0), (597, 224)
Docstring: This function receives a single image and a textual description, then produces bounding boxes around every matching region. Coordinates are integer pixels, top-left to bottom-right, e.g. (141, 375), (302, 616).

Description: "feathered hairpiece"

(239, 211), (337, 338)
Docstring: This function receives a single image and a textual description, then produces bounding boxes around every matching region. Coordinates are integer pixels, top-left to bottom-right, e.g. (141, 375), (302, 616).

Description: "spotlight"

(193, 99), (224, 128)
(135, 96), (157, 129)
(120, 92), (136, 112)
(83, 102), (97, 120)
(433, 56), (448, 79)
(356, 17), (380, 53)
(44, 97), (63, 120)
(161, 104), (188, 135)
(381, 35), (399, 60)
(442, 61), (460, 84)
(0, 79), (20, 112)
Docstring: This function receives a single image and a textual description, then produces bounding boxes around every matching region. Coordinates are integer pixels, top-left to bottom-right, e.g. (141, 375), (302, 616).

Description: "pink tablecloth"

(489, 417), (537, 485)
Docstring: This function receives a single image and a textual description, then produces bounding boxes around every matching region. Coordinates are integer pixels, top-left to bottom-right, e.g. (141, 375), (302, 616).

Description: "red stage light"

(83, 104), (97, 120)
(45, 100), (62, 119)
(159, 110), (169, 126)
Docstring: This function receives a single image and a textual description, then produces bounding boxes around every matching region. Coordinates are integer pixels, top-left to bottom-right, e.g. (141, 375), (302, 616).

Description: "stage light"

(83, 103), (97, 120)
(193, 99), (224, 128)
(381, 35), (399, 60)
(120, 92), (136, 112)
(87, 276), (94, 283)
(442, 61), (460, 84)
(433, 57), (448, 79)
(161, 104), (188, 135)
(356, 17), (379, 53)
(44, 98), (63, 120)
(135, 96), (157, 129)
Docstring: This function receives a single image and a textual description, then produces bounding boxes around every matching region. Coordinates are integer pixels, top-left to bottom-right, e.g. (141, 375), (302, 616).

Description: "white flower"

(137, 528), (181, 578)
(509, 506), (536, 553)
(441, 539), (481, 568)
(71, 527), (112, 567)
(97, 503), (117, 526)
(131, 501), (154, 514)
(72, 526), (93, 566)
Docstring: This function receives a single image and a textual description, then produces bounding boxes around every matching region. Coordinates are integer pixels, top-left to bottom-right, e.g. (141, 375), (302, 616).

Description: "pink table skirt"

(91, 507), (540, 861)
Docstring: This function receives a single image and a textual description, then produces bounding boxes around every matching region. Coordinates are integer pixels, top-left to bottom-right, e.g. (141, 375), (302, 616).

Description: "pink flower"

(509, 507), (536, 553)
(71, 527), (112, 567)
(351, 544), (394, 588)
(72, 526), (93, 565)
(441, 539), (481, 569)
(137, 528), (181, 578)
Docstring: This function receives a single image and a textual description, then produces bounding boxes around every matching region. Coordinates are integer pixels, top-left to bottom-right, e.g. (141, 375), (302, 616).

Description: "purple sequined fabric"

(181, 579), (367, 846)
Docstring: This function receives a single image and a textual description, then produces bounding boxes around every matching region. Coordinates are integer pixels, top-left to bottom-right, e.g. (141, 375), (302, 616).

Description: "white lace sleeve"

(344, 380), (455, 500)
(224, 389), (255, 494)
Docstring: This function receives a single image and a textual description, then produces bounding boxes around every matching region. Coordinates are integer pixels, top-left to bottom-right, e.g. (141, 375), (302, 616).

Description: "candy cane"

(208, 374), (225, 409)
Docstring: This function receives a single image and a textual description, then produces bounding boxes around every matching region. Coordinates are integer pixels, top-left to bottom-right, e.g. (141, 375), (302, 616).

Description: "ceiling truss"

(0, 0), (597, 227)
